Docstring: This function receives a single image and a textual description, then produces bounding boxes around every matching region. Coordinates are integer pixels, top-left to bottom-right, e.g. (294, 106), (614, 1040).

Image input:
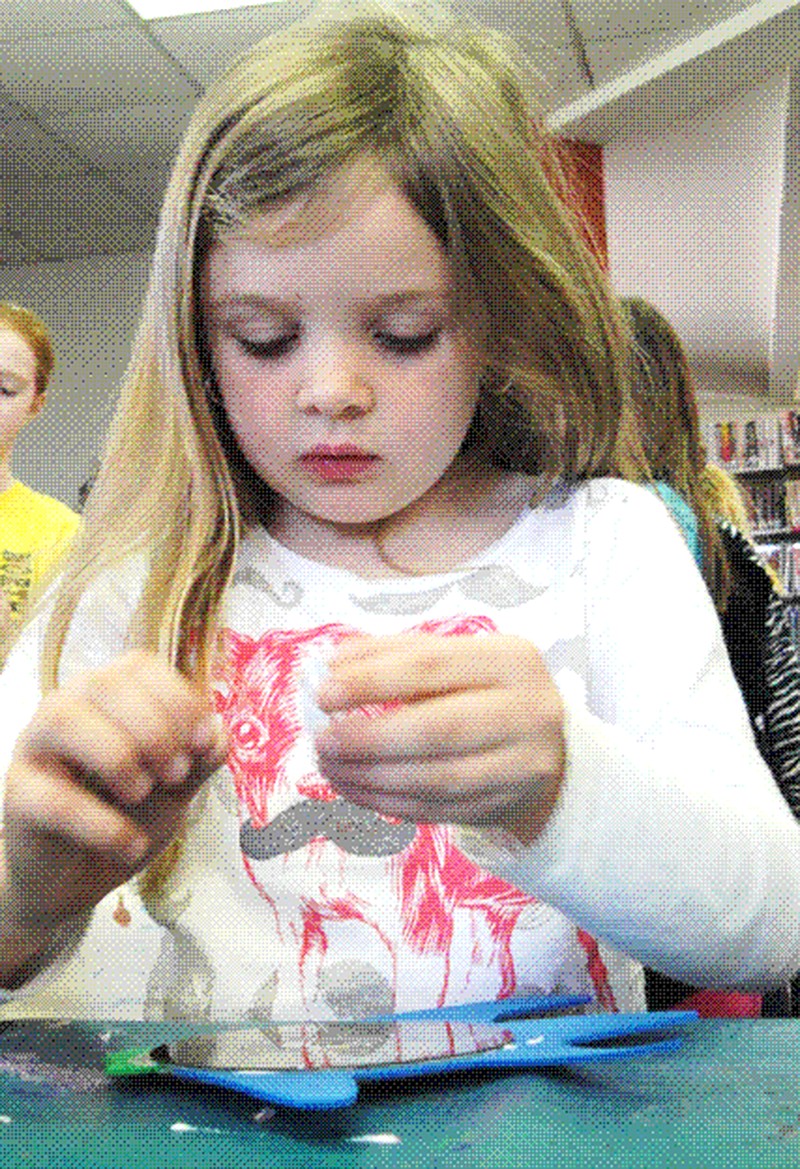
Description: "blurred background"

(2, 0), (799, 505)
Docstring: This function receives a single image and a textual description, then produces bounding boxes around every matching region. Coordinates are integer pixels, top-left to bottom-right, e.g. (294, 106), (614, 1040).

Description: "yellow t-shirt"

(0, 480), (80, 617)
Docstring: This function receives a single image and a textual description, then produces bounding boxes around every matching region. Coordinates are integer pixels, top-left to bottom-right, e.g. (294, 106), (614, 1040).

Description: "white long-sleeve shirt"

(1, 478), (799, 1019)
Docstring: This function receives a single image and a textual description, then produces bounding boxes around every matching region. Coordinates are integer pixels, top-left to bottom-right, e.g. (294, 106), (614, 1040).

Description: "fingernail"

(314, 727), (339, 755)
(124, 834), (149, 865)
(315, 680), (345, 708)
(193, 714), (223, 752)
(127, 775), (152, 805)
(165, 754), (192, 784)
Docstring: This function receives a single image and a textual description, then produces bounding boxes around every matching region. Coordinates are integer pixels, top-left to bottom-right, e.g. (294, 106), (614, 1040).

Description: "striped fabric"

(716, 519), (800, 819)
(762, 577), (800, 820)
(720, 521), (800, 1016)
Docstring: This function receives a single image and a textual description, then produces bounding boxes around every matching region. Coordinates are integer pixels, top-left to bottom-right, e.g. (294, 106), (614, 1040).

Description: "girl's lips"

(299, 446), (380, 483)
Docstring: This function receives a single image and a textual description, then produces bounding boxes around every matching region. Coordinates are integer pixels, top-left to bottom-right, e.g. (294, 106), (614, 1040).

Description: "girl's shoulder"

(546, 476), (677, 525)
(543, 478), (700, 575)
(644, 482), (701, 562)
(716, 519), (775, 599)
(3, 479), (79, 521)
(0, 480), (81, 543)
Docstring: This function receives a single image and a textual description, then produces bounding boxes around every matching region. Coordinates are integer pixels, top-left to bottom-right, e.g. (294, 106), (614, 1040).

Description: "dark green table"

(0, 1020), (798, 1168)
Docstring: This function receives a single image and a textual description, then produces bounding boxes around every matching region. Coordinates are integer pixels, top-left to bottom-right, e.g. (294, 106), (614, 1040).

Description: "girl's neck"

(268, 459), (535, 578)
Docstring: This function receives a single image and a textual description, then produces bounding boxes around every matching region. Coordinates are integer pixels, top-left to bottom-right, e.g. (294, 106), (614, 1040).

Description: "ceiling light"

(130, 1), (283, 18)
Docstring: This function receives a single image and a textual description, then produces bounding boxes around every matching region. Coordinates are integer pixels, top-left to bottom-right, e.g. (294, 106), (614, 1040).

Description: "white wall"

(1, 251), (151, 508)
(604, 71), (791, 423)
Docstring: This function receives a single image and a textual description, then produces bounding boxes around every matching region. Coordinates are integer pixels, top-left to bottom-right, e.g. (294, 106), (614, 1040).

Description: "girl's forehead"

(218, 158), (413, 251)
(203, 161), (456, 306)
(0, 329), (36, 375)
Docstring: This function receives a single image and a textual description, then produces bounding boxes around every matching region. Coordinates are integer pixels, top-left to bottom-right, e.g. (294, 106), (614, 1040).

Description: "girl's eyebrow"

(0, 369), (27, 390)
(207, 290), (451, 315)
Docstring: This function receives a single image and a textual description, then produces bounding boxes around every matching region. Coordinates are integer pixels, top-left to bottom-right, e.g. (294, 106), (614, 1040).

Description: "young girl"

(1, 4), (799, 1021)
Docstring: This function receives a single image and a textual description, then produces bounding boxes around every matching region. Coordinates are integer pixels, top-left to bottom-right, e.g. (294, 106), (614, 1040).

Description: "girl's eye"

(235, 335), (299, 360)
(231, 329), (441, 360)
(375, 330), (440, 356)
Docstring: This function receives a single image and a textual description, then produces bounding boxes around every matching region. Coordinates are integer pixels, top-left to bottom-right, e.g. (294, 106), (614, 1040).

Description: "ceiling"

(0, 0), (795, 265)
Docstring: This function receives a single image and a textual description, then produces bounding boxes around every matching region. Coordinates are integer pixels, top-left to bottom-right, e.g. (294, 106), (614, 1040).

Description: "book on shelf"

(705, 416), (782, 471)
(758, 542), (784, 583)
(781, 410), (800, 466)
(710, 420), (739, 469)
(740, 478), (786, 533)
(743, 416), (782, 470)
(786, 480), (800, 528)
(756, 541), (800, 594)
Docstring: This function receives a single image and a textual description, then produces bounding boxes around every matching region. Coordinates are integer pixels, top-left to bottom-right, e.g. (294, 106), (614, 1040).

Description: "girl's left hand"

(315, 633), (565, 844)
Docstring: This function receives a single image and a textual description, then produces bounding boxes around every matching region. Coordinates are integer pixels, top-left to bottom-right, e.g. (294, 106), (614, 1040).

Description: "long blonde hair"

(699, 462), (753, 535)
(40, 2), (643, 694)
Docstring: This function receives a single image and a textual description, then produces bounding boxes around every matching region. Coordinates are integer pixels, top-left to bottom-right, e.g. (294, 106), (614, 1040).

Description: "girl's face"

(0, 329), (43, 460)
(201, 164), (484, 536)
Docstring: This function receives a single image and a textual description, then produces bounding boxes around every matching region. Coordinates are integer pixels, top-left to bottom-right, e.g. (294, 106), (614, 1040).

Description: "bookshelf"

(703, 412), (800, 643)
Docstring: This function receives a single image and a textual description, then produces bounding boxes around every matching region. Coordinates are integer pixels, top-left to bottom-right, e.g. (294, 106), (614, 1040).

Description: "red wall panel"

(546, 138), (608, 271)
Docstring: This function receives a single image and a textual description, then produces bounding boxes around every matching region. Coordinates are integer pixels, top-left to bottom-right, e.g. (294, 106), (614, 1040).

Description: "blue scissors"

(106, 995), (698, 1111)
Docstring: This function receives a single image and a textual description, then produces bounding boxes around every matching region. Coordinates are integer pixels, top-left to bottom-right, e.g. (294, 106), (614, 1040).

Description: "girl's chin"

(307, 506), (405, 529)
(277, 494), (411, 530)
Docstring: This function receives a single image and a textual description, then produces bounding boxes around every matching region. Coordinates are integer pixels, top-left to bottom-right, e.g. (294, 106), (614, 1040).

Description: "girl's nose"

(295, 346), (376, 419)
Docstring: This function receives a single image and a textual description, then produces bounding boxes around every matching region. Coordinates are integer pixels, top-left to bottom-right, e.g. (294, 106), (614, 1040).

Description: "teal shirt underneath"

(648, 482), (702, 568)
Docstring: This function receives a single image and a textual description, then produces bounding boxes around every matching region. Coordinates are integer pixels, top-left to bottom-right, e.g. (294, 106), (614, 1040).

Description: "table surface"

(0, 1019), (798, 1169)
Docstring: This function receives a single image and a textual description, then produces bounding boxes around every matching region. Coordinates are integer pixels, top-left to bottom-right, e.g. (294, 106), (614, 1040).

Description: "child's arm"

(0, 651), (227, 989)
(313, 484), (800, 992)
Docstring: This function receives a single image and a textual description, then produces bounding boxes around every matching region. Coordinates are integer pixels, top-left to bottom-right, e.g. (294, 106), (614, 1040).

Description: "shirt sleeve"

(457, 480), (800, 991)
(0, 560), (161, 1011)
(0, 556), (144, 776)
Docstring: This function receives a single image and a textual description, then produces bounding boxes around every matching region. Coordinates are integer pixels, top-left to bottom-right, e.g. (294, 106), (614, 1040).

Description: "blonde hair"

(0, 301), (54, 395)
(699, 462), (753, 535)
(40, 2), (644, 697)
(623, 296), (732, 610)
(699, 462), (783, 593)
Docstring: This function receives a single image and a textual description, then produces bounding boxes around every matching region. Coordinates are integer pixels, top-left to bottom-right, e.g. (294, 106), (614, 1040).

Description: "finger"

(72, 655), (225, 783)
(85, 691), (225, 788)
(325, 634), (387, 664)
(19, 700), (157, 807)
(316, 689), (526, 760)
(318, 634), (540, 710)
(7, 761), (150, 865)
(327, 769), (529, 826)
(318, 741), (531, 795)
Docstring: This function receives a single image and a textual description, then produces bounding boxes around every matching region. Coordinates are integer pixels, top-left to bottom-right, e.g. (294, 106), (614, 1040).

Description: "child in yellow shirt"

(0, 303), (80, 643)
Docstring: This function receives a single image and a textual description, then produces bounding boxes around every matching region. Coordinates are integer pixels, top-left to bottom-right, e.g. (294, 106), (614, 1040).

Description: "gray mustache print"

(240, 797), (417, 861)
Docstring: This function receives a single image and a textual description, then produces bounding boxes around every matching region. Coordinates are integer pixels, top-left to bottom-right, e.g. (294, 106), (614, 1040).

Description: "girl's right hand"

(1, 651), (228, 934)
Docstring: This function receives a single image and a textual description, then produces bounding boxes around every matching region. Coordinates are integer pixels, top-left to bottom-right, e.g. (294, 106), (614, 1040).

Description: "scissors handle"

(388, 993), (592, 1024)
(259, 1009), (699, 1104)
(467, 1009), (699, 1067)
(168, 1065), (360, 1109)
(105, 1000), (698, 1112)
